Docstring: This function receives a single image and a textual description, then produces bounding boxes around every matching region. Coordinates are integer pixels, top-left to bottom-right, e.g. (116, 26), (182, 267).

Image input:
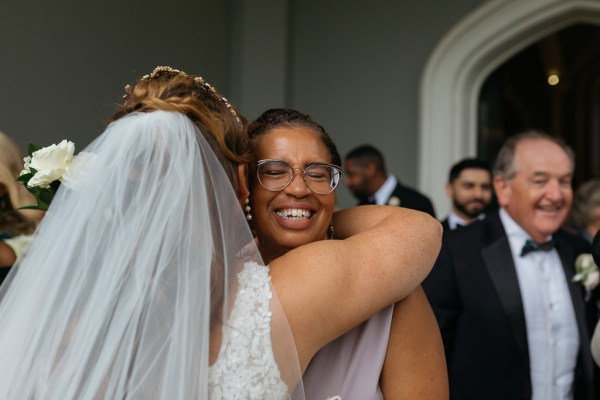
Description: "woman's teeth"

(276, 209), (313, 220)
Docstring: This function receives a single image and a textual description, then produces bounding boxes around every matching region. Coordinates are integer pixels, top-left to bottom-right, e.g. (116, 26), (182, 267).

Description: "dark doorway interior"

(478, 23), (600, 186)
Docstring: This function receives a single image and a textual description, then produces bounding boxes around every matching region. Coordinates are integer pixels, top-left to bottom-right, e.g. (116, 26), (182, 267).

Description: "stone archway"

(418, 0), (600, 217)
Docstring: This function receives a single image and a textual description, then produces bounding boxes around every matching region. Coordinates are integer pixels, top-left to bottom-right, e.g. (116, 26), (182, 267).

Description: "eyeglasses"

(256, 159), (342, 194)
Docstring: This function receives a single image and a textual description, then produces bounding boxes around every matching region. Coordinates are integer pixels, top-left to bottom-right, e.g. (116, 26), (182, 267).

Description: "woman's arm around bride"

(269, 204), (442, 371)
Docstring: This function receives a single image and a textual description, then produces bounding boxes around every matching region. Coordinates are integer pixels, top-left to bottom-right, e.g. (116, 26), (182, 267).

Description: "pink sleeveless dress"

(302, 305), (394, 400)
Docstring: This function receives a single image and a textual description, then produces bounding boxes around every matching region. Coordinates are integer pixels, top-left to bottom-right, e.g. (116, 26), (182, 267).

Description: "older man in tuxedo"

(423, 131), (597, 399)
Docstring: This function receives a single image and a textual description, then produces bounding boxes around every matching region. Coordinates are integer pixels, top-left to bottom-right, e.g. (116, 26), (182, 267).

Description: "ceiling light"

(547, 74), (559, 86)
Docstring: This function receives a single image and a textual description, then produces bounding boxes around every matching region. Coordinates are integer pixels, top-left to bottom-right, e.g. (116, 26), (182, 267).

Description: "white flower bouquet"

(572, 253), (599, 301)
(17, 140), (76, 210)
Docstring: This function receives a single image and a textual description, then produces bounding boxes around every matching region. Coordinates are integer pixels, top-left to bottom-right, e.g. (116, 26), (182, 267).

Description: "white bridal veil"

(0, 111), (303, 399)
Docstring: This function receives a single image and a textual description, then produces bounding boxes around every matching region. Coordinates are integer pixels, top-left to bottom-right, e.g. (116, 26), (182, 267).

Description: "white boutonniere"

(18, 140), (82, 210)
(387, 196), (401, 207)
(572, 253), (599, 301)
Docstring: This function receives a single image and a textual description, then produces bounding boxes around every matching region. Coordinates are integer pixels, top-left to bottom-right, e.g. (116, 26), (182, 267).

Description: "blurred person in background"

(344, 144), (436, 217)
(440, 158), (493, 231)
(569, 178), (600, 243)
(0, 131), (43, 281)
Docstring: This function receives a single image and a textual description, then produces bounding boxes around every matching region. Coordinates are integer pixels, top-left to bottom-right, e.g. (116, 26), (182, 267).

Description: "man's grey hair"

(492, 130), (575, 180)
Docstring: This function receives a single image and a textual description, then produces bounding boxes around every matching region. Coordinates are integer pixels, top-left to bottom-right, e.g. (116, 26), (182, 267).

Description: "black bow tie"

(520, 238), (556, 257)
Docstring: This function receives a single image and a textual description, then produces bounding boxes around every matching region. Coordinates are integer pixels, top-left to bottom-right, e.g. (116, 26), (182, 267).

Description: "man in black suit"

(344, 145), (436, 217)
(440, 158), (493, 232)
(423, 131), (597, 399)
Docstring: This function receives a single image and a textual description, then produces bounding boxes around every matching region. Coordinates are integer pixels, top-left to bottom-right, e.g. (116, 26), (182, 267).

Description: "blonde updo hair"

(110, 67), (249, 191)
(111, 67), (250, 323)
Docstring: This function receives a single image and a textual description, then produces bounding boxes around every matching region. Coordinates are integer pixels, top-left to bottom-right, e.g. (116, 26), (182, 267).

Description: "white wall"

(0, 0), (234, 150)
(1, 0), (485, 210)
(235, 0), (486, 209)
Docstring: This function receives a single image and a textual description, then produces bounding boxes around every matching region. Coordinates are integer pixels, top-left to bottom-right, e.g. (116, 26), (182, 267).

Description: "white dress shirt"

(446, 211), (485, 230)
(499, 209), (579, 400)
(373, 175), (397, 206)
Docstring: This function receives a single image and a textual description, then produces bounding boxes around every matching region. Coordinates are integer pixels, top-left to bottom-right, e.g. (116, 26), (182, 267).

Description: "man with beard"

(344, 145), (436, 217)
(440, 158), (493, 231)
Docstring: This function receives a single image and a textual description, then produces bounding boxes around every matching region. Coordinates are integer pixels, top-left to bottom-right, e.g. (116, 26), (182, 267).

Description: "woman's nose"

(284, 171), (311, 196)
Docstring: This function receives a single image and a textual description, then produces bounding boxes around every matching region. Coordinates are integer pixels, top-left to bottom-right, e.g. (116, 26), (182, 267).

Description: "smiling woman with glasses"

(256, 159), (342, 194)
(246, 108), (448, 400)
(246, 110), (340, 257)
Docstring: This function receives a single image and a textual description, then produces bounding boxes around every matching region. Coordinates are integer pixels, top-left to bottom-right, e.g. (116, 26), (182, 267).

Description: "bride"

(0, 67), (441, 399)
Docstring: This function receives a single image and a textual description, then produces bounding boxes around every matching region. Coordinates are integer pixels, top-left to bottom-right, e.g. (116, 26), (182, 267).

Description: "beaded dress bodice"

(209, 262), (289, 399)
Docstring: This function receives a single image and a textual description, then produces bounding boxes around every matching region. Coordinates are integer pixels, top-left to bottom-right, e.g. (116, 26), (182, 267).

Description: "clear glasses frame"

(255, 159), (342, 194)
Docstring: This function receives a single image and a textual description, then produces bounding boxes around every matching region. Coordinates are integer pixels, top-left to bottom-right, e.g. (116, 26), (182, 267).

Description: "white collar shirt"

(373, 174), (397, 206)
(447, 211), (485, 230)
(499, 208), (579, 400)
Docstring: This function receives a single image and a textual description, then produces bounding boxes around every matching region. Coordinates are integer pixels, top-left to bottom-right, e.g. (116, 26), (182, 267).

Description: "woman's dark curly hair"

(246, 108), (341, 167)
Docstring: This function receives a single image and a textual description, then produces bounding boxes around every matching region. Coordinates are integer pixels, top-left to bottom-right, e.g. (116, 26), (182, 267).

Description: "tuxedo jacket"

(440, 218), (451, 232)
(423, 211), (597, 400)
(387, 182), (436, 218)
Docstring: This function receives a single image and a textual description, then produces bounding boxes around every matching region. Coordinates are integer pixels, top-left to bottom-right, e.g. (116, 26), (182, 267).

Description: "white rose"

(20, 156), (31, 176)
(387, 196), (401, 207)
(573, 253), (600, 294)
(584, 270), (600, 292)
(27, 140), (75, 189)
(576, 253), (596, 274)
(580, 254), (593, 269)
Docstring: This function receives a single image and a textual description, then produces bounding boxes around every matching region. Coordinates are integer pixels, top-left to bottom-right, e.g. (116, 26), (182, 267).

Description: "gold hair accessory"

(193, 76), (241, 127)
(122, 66), (242, 127)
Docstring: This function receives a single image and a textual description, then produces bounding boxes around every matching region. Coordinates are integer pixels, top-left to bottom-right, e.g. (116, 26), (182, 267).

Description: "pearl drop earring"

(245, 198), (252, 221)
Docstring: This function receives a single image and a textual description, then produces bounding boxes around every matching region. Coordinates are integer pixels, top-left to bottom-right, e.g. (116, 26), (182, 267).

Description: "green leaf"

(49, 180), (61, 192)
(39, 189), (55, 204)
(28, 143), (42, 156)
(16, 173), (33, 182)
(32, 193), (49, 211)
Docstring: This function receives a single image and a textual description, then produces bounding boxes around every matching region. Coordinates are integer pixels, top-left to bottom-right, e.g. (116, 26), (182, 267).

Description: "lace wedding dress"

(209, 262), (289, 399)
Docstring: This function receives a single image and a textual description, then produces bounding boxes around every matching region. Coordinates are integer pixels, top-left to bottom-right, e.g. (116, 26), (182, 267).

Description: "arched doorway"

(478, 23), (600, 186)
(419, 0), (600, 217)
